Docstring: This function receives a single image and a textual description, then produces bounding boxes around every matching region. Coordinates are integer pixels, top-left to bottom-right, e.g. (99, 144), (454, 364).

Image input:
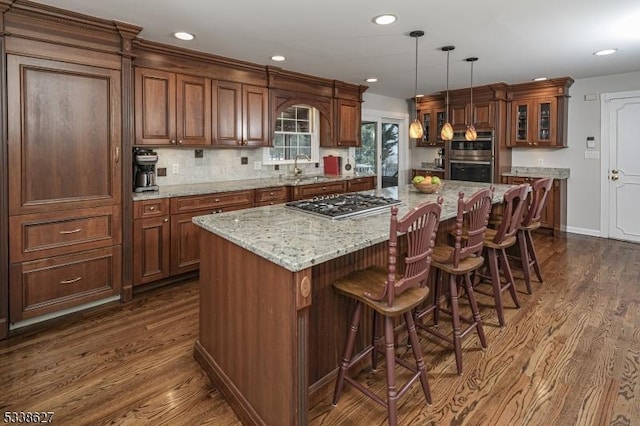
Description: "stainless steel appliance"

(133, 148), (159, 192)
(448, 130), (494, 183)
(285, 193), (401, 220)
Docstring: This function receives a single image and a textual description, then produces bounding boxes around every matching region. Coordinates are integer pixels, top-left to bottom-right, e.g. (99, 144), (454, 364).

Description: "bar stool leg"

(333, 302), (362, 405)
(464, 272), (487, 348)
(448, 274), (463, 375)
(384, 316), (399, 426)
(499, 249), (520, 308)
(404, 312), (432, 404)
(517, 229), (533, 294)
(487, 248), (507, 327)
(372, 311), (381, 371)
(526, 230), (543, 283)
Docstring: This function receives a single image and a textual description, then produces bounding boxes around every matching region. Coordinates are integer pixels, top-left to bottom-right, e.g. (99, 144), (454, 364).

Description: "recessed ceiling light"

(373, 14), (397, 25)
(533, 77), (548, 81)
(365, 77), (378, 83)
(594, 48), (618, 56)
(173, 32), (195, 41)
(270, 55), (286, 62)
(415, 94), (424, 98)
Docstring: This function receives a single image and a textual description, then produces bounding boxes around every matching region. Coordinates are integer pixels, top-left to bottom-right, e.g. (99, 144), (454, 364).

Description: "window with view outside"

(265, 105), (317, 164)
(356, 122), (377, 176)
(356, 121), (398, 187)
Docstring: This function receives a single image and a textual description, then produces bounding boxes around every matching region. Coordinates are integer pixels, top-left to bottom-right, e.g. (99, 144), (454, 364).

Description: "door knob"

(611, 169), (619, 180)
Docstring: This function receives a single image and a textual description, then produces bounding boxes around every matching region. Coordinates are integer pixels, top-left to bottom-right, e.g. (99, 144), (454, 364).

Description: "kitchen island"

(192, 181), (514, 425)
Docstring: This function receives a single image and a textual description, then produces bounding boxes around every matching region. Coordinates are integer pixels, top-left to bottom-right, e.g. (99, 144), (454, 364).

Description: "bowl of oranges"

(412, 174), (443, 194)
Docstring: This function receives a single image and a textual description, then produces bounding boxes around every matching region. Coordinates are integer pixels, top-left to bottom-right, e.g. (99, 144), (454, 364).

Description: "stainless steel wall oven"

(448, 130), (494, 183)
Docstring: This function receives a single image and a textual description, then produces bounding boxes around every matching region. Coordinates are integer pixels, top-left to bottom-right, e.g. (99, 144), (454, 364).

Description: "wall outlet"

(537, 158), (544, 166)
(241, 157), (248, 165)
(195, 149), (203, 158)
(254, 161), (262, 170)
(157, 167), (167, 177)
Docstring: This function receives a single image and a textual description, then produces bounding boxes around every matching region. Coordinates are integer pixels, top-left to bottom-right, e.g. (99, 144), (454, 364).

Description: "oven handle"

(449, 159), (492, 165)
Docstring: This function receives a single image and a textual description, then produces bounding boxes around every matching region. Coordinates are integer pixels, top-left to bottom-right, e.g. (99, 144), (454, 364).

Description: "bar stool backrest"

(492, 184), (530, 244)
(451, 187), (494, 268)
(382, 199), (443, 307)
(522, 178), (553, 228)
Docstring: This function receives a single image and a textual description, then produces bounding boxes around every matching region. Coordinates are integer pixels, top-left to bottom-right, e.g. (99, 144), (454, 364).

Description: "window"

(263, 105), (319, 165)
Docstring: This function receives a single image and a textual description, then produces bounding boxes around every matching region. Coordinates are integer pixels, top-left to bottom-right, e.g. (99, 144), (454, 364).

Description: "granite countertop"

(132, 174), (375, 201)
(502, 166), (570, 179)
(192, 180), (515, 272)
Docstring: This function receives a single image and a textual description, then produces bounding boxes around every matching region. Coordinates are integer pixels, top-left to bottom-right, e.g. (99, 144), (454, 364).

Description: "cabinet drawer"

(254, 187), (287, 204)
(171, 190), (254, 214)
(133, 198), (170, 219)
(9, 246), (122, 322)
(292, 181), (347, 200)
(9, 206), (121, 263)
(347, 177), (375, 193)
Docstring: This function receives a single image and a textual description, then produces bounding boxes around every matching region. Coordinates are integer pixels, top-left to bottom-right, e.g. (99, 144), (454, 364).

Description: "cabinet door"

(212, 80), (242, 146)
(473, 101), (494, 129)
(335, 99), (361, 147)
(511, 100), (532, 146)
(416, 110), (431, 147)
(170, 212), (202, 275)
(347, 176), (375, 192)
(434, 108), (446, 143)
(134, 68), (176, 145)
(133, 216), (170, 285)
(243, 85), (270, 147)
(7, 55), (122, 215)
(176, 74), (211, 146)
(532, 97), (557, 147)
(450, 104), (468, 131)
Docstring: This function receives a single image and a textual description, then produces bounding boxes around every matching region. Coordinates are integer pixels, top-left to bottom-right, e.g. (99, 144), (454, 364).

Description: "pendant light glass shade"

(440, 46), (455, 141)
(465, 57), (478, 141)
(409, 31), (424, 139)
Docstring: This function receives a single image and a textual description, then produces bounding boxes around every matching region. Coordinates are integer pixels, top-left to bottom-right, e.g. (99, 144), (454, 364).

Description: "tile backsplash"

(154, 147), (349, 185)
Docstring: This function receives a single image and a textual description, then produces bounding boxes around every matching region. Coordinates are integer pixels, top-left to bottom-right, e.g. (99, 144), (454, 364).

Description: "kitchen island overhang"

(192, 181), (515, 425)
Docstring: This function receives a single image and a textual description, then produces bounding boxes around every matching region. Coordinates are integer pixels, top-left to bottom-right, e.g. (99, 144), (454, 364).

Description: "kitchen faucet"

(293, 154), (311, 176)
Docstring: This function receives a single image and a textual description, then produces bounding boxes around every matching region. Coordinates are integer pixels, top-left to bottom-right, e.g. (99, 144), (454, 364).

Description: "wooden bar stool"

(332, 199), (443, 426)
(515, 177), (554, 294)
(414, 187), (494, 375)
(475, 184), (529, 327)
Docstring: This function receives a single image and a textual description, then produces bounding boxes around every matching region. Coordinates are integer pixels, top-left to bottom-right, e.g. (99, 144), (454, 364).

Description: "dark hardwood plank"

(1, 233), (639, 425)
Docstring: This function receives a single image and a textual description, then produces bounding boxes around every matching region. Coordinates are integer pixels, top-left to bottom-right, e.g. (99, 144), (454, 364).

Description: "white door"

(601, 91), (640, 242)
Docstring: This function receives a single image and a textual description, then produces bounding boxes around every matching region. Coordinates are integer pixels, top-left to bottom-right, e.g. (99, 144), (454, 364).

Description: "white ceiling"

(33, 0), (640, 99)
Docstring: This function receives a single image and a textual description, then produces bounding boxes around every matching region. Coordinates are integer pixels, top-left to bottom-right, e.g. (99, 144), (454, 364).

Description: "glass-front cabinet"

(416, 97), (446, 147)
(509, 77), (573, 148)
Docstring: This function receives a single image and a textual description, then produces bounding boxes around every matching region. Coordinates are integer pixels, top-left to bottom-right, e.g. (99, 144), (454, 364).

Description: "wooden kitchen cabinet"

(416, 96), (445, 147)
(347, 176), (376, 192)
(254, 186), (288, 206)
(288, 181), (347, 201)
(134, 67), (211, 146)
(509, 78), (573, 148)
(503, 176), (567, 235)
(334, 98), (361, 147)
(212, 80), (269, 147)
(7, 54), (124, 322)
(133, 199), (171, 285)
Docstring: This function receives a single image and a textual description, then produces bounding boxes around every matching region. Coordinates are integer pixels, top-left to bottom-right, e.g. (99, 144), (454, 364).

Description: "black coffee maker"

(133, 148), (159, 192)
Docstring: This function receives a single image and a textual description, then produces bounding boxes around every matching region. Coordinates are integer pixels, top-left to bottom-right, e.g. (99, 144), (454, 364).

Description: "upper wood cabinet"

(134, 67), (211, 146)
(334, 98), (361, 147)
(416, 96), (445, 147)
(7, 55), (122, 215)
(508, 78), (573, 148)
(212, 81), (269, 147)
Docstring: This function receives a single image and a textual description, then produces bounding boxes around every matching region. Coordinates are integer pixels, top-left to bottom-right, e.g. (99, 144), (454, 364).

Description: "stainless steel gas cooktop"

(285, 193), (401, 220)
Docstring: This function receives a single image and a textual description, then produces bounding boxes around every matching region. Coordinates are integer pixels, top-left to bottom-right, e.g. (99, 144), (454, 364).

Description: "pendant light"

(465, 57), (478, 141)
(409, 30), (425, 139)
(440, 46), (455, 141)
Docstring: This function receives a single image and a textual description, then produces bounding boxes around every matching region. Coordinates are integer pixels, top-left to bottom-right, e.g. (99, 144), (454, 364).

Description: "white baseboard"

(566, 226), (601, 237)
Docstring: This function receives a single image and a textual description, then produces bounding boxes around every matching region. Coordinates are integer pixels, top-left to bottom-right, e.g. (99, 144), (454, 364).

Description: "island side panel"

(195, 230), (303, 426)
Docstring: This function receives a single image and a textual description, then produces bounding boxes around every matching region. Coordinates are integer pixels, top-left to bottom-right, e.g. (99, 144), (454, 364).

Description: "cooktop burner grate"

(285, 193), (401, 219)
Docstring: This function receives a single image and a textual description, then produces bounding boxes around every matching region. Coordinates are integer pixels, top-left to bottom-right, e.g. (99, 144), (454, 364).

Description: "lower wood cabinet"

(10, 246), (122, 322)
(346, 176), (375, 192)
(288, 181), (347, 201)
(254, 186), (288, 206)
(133, 214), (170, 285)
(502, 176), (567, 236)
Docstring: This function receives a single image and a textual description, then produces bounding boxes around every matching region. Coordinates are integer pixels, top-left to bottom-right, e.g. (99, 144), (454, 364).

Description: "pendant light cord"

(470, 60), (473, 123)
(414, 36), (419, 118)
(445, 49), (450, 122)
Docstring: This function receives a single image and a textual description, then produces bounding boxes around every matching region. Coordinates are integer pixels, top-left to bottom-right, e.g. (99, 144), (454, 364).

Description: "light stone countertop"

(132, 174), (375, 201)
(502, 167), (570, 179)
(192, 181), (515, 272)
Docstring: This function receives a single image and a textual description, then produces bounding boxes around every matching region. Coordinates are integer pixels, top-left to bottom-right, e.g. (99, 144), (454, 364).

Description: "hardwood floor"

(1, 233), (638, 425)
